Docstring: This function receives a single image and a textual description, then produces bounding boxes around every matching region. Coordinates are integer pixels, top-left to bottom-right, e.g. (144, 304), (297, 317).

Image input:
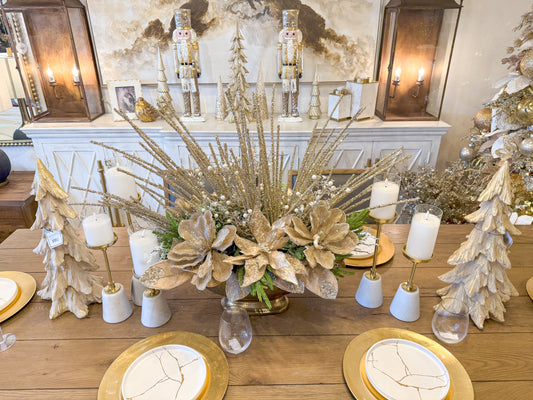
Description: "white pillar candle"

(369, 179), (400, 220)
(129, 229), (160, 276)
(105, 166), (138, 200)
(405, 211), (441, 260)
(82, 213), (114, 247)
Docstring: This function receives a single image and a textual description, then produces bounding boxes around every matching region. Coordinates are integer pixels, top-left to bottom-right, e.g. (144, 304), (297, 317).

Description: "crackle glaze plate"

(343, 328), (473, 400)
(98, 331), (228, 400)
(344, 228), (395, 268)
(121, 344), (208, 400)
(365, 338), (450, 400)
(0, 277), (19, 312)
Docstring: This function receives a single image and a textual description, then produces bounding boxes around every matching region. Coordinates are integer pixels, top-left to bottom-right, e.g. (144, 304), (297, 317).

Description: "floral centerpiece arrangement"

(89, 95), (407, 307)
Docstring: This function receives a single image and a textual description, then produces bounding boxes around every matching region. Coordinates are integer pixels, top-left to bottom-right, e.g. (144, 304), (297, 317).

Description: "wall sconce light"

(375, 0), (462, 121)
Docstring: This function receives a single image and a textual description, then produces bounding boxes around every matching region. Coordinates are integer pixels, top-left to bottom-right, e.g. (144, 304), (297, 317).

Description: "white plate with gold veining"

(349, 230), (378, 259)
(121, 344), (208, 400)
(0, 277), (19, 312)
(365, 338), (450, 400)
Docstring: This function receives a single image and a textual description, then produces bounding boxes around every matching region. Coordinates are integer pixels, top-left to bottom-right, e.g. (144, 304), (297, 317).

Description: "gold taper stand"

(401, 245), (432, 292)
(367, 212), (397, 281)
(355, 212), (397, 309)
(86, 233), (119, 294)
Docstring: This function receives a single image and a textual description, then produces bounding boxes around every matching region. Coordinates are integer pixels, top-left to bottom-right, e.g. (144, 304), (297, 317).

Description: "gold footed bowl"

(207, 284), (289, 316)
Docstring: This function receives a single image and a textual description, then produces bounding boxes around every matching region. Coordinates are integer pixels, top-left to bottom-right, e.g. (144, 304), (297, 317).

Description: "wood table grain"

(0, 225), (532, 399)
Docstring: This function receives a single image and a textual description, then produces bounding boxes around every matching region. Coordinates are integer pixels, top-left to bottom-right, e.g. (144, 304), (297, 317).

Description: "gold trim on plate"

(527, 276), (533, 301)
(98, 331), (229, 400)
(343, 328), (473, 400)
(0, 271), (36, 323)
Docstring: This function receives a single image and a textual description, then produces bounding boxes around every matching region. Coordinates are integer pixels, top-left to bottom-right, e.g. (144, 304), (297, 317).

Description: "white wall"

(438, 0), (532, 168)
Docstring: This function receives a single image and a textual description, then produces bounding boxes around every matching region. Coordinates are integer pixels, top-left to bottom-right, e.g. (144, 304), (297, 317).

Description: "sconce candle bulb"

(46, 65), (55, 84)
(417, 67), (424, 82)
(72, 65), (80, 83)
(394, 66), (401, 83)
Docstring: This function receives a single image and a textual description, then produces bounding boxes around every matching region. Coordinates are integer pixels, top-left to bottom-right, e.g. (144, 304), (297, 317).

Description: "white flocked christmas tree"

(436, 160), (521, 329)
(32, 159), (103, 319)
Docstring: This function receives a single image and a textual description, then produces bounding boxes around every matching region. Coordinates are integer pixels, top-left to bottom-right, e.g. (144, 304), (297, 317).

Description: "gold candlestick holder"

(367, 212), (397, 281)
(401, 245), (433, 292)
(86, 233), (119, 294)
(355, 212), (396, 309)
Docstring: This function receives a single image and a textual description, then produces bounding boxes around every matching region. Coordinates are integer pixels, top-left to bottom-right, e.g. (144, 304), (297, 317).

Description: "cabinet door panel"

(372, 141), (432, 170)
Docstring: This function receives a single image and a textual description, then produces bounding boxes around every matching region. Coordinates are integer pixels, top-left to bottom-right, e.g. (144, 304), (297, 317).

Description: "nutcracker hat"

(282, 9), (299, 29)
(175, 9), (192, 29)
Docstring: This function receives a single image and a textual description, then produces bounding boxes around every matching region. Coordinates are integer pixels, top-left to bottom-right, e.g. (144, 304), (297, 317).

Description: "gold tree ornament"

(436, 160), (521, 329)
(156, 47), (176, 118)
(519, 49), (533, 79)
(473, 108), (492, 131)
(32, 159), (103, 319)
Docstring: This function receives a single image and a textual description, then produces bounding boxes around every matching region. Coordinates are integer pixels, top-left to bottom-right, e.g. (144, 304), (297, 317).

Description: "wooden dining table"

(0, 224), (532, 399)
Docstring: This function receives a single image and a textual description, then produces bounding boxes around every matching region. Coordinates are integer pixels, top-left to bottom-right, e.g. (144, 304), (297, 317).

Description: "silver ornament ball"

(519, 136), (533, 156)
(459, 146), (475, 162)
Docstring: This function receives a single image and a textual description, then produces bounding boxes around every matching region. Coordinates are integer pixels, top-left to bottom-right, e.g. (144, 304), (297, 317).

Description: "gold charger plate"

(527, 276), (533, 301)
(344, 228), (394, 268)
(98, 331), (229, 400)
(0, 271), (36, 323)
(343, 328), (474, 400)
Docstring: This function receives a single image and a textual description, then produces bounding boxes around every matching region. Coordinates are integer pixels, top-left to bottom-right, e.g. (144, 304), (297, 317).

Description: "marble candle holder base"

(131, 275), (146, 306)
(141, 290), (171, 328)
(390, 283), (420, 322)
(102, 283), (133, 324)
(355, 272), (383, 308)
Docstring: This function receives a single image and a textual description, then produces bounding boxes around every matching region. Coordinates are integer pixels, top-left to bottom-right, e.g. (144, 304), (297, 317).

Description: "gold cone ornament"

(135, 97), (158, 122)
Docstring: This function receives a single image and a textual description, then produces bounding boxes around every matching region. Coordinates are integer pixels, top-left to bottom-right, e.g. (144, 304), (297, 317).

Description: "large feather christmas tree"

(436, 160), (521, 329)
(32, 159), (103, 319)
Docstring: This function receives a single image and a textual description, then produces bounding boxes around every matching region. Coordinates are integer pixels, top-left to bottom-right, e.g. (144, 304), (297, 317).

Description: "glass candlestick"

(219, 303), (252, 354)
(0, 325), (16, 352)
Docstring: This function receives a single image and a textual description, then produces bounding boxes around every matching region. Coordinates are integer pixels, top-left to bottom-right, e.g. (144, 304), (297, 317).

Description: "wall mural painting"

(86, 0), (381, 84)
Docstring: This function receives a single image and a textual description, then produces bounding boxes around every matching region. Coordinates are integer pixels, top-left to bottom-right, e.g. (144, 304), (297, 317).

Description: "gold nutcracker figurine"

(278, 9), (303, 121)
(173, 9), (203, 120)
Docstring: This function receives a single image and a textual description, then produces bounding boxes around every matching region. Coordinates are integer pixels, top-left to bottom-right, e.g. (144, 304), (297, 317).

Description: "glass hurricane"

(432, 298), (469, 344)
(218, 303), (252, 354)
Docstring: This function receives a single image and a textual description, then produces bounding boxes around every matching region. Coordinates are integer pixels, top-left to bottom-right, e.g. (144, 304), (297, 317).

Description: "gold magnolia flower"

(141, 210), (236, 290)
(285, 205), (358, 269)
(225, 209), (305, 287)
(284, 205), (358, 299)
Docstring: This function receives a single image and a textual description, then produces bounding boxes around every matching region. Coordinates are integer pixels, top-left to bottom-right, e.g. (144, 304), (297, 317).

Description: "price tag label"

(45, 229), (64, 249)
